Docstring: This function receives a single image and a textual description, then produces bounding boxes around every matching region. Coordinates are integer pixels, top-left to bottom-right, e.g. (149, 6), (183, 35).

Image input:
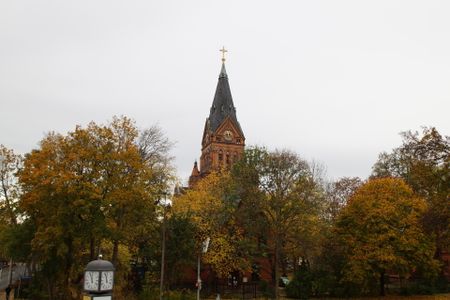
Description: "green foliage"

(232, 146), (326, 299)
(137, 286), (160, 300)
(0, 218), (34, 261)
(138, 286), (196, 300)
(286, 261), (313, 299)
(398, 274), (450, 296)
(164, 289), (196, 300)
(165, 214), (197, 285)
(258, 280), (275, 299)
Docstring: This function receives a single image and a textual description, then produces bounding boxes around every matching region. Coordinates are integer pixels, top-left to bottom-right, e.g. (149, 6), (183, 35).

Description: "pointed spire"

(207, 56), (244, 138)
(190, 160), (200, 177)
(219, 62), (227, 78)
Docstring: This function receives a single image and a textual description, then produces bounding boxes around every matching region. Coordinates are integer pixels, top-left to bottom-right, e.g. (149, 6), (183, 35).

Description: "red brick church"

(188, 51), (245, 188)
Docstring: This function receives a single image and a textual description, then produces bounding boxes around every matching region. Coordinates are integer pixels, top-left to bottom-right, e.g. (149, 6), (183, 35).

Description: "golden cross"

(220, 46), (228, 62)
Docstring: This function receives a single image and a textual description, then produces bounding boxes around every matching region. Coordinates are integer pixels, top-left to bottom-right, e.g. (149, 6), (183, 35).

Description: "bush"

(138, 286), (159, 300)
(286, 261), (312, 299)
(165, 289), (196, 300)
(258, 280), (274, 299)
(138, 287), (196, 300)
(400, 278), (444, 296)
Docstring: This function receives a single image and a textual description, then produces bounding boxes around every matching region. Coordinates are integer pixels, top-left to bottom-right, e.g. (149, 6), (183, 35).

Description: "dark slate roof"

(208, 63), (244, 137)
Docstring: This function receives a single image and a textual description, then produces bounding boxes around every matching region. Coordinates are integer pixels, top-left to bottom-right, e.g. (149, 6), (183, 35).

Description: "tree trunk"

(90, 237), (95, 260)
(65, 236), (74, 297)
(112, 240), (119, 266)
(274, 237), (280, 300)
(380, 270), (385, 296)
(47, 277), (54, 300)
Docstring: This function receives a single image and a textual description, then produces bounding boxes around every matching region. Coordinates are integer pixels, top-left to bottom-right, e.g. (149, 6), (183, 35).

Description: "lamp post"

(197, 237), (210, 300)
(159, 193), (169, 300)
(83, 255), (115, 300)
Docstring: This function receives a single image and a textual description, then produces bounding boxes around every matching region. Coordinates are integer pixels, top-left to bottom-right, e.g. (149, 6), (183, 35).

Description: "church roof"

(208, 63), (244, 137)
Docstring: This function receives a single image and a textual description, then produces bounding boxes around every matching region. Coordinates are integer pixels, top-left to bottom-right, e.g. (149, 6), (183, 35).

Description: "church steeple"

(189, 49), (246, 187)
(207, 61), (244, 138)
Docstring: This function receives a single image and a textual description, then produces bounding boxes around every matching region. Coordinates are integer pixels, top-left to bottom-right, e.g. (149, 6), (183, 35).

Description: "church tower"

(189, 49), (245, 187)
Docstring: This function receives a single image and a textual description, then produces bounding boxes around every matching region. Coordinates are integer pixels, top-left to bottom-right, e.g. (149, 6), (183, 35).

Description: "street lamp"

(159, 192), (169, 300)
(83, 255), (115, 300)
(197, 237), (210, 300)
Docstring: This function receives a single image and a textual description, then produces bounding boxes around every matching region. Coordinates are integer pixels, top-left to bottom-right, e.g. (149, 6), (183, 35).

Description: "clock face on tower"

(223, 130), (233, 142)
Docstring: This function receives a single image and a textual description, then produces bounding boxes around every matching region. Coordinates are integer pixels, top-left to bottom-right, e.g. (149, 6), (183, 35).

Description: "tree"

(372, 127), (450, 269)
(0, 145), (22, 226)
(335, 178), (438, 296)
(325, 177), (362, 221)
(138, 125), (176, 193)
(172, 171), (249, 278)
(164, 214), (197, 286)
(18, 116), (173, 299)
(285, 259), (313, 299)
(232, 147), (324, 299)
(0, 145), (24, 287)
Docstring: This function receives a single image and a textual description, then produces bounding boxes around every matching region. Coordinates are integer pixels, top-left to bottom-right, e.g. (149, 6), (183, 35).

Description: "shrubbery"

(286, 261), (312, 299)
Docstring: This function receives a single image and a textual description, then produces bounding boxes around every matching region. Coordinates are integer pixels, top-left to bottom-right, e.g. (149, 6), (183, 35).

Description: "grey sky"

(1, 1), (449, 184)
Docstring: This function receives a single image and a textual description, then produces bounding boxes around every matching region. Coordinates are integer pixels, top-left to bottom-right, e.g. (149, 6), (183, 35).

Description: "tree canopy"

(336, 177), (439, 296)
(16, 116), (174, 299)
(1, 121), (447, 299)
(372, 127), (450, 265)
(172, 171), (249, 278)
(232, 147), (326, 299)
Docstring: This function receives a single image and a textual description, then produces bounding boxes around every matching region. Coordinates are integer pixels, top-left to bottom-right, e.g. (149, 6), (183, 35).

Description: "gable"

(214, 116), (245, 145)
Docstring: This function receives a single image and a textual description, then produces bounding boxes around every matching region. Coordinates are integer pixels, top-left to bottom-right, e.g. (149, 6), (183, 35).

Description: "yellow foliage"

(337, 177), (439, 285)
(173, 171), (250, 277)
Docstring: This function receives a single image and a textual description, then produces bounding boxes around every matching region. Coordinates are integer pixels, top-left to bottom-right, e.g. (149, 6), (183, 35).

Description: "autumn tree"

(0, 145), (22, 225)
(325, 177), (362, 221)
(372, 127), (450, 269)
(232, 147), (324, 300)
(335, 178), (438, 296)
(172, 171), (249, 279)
(18, 116), (174, 299)
(0, 145), (25, 281)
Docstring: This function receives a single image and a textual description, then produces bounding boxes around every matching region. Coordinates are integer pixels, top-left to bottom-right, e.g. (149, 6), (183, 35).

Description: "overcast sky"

(1, 1), (449, 184)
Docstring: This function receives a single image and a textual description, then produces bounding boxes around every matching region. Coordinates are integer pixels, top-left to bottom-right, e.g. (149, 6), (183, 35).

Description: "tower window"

(226, 154), (230, 164)
(219, 152), (223, 161)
